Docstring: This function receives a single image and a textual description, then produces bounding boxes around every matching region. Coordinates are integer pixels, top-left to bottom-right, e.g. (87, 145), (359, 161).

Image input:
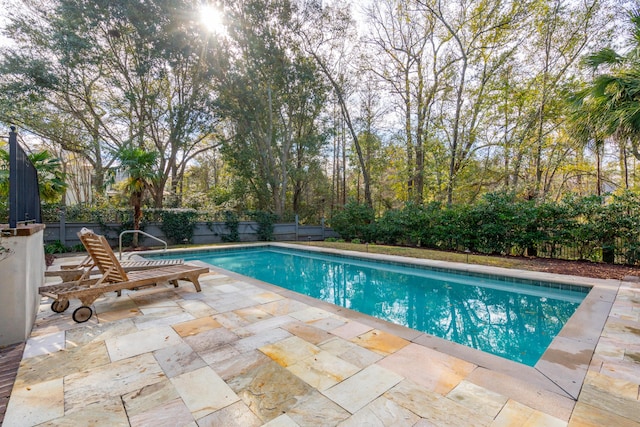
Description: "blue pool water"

(150, 246), (588, 366)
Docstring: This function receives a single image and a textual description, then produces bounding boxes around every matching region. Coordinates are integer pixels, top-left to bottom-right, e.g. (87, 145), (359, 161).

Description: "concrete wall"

(0, 225), (46, 346)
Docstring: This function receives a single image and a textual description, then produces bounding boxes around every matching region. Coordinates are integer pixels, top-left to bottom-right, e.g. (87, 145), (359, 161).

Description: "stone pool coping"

(140, 242), (621, 418)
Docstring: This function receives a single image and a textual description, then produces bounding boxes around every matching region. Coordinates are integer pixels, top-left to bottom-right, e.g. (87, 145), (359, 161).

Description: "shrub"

(45, 240), (69, 254)
(408, 201), (443, 248)
(71, 243), (86, 252)
(221, 211), (240, 242)
(374, 208), (407, 245)
(249, 210), (278, 241)
(160, 209), (198, 244)
(597, 191), (640, 264)
(561, 194), (603, 261)
(534, 201), (571, 258)
(330, 201), (375, 242)
(375, 202), (429, 246)
(470, 192), (521, 255)
(437, 203), (474, 251)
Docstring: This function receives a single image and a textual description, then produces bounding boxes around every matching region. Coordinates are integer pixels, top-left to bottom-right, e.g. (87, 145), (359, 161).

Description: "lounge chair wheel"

(51, 300), (70, 313)
(72, 306), (93, 323)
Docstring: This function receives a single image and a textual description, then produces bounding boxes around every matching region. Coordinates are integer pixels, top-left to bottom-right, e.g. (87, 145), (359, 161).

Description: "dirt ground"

(514, 257), (640, 280)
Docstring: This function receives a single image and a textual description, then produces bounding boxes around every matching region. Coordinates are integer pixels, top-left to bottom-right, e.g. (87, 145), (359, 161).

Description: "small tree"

(115, 146), (158, 247)
(0, 148), (67, 203)
(0, 147), (67, 224)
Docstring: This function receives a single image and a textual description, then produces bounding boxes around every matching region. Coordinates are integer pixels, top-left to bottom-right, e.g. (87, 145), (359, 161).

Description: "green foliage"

(560, 194), (604, 261)
(330, 201), (375, 242)
(0, 148), (67, 204)
(333, 190), (640, 265)
(221, 211), (240, 243)
(1, 0), (221, 206)
(0, 0), (623, 221)
(375, 202), (427, 246)
(468, 193), (538, 255)
(159, 210), (198, 244)
(29, 151), (67, 203)
(248, 210), (278, 242)
(41, 202), (135, 224)
(44, 240), (69, 254)
(0, 198), (7, 223)
(115, 218), (138, 248)
(71, 243), (85, 252)
(214, 0), (329, 213)
(598, 191), (640, 264)
(575, 9), (640, 148)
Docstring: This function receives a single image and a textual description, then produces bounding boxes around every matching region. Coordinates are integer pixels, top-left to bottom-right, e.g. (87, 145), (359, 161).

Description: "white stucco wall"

(0, 225), (45, 346)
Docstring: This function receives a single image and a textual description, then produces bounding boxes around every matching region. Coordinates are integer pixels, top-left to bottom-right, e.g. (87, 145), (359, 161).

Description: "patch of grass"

(162, 240), (529, 270)
(298, 241), (528, 269)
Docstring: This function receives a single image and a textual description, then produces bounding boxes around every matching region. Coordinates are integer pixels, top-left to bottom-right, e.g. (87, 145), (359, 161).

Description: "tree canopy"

(0, 0), (630, 221)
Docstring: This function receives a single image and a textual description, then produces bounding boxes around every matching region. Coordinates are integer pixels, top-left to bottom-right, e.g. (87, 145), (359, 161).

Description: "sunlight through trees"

(0, 0), (631, 222)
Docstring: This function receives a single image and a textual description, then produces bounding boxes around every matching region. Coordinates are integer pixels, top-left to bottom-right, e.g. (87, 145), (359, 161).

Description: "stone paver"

(378, 342), (476, 395)
(322, 364), (403, 413)
(171, 366), (240, 419)
(260, 335), (321, 367)
(287, 350), (360, 391)
(4, 246), (640, 426)
(3, 378), (64, 426)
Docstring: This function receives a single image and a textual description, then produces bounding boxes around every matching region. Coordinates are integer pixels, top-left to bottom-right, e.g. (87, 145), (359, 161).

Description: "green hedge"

(159, 210), (199, 244)
(330, 191), (640, 265)
(41, 204), (262, 223)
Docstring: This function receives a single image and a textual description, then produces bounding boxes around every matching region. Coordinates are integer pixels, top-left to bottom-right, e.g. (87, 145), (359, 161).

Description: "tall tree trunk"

(404, 64), (414, 200)
(342, 123), (347, 205)
(331, 106), (339, 213)
(307, 50), (373, 208)
(620, 140), (629, 189)
(447, 58), (468, 205)
(596, 141), (602, 196)
(132, 193), (142, 247)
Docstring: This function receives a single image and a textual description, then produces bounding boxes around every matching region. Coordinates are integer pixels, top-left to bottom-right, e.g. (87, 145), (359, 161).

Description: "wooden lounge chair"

(39, 230), (208, 323)
(45, 230), (184, 281)
(45, 256), (185, 281)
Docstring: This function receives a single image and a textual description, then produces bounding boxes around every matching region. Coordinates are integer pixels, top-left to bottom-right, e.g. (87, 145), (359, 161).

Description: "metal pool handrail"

(119, 230), (167, 260)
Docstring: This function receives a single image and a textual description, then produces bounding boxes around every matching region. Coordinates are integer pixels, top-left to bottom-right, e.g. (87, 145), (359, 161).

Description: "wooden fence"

(43, 219), (338, 248)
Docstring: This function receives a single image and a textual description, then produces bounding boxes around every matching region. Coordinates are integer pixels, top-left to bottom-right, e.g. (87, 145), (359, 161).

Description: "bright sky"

(199, 4), (226, 35)
(0, 4), (228, 47)
(0, 5), (16, 48)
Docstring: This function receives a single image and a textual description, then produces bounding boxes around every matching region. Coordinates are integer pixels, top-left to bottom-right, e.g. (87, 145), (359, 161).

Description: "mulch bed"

(513, 257), (640, 280)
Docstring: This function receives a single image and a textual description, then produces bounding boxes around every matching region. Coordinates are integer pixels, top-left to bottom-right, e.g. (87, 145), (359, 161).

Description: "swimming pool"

(148, 246), (588, 366)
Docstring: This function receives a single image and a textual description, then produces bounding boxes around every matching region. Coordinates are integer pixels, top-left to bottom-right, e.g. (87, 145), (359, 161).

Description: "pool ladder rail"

(118, 230), (168, 260)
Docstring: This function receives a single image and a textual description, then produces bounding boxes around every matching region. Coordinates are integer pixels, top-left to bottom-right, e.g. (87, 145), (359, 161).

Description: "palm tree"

(0, 148), (67, 203)
(576, 8), (640, 159)
(115, 146), (158, 247)
(566, 95), (606, 196)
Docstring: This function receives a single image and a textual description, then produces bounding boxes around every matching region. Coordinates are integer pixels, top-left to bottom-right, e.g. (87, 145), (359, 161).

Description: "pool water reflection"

(151, 247), (587, 366)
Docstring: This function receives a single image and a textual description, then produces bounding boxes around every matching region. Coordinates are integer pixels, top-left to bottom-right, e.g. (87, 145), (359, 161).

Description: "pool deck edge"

(137, 242), (630, 422)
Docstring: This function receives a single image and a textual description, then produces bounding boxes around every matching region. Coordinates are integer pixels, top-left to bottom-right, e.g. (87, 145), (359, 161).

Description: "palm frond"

(583, 48), (624, 69)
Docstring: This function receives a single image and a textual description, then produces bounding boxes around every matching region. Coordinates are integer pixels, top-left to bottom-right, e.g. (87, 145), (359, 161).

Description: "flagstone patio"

(3, 252), (640, 426)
